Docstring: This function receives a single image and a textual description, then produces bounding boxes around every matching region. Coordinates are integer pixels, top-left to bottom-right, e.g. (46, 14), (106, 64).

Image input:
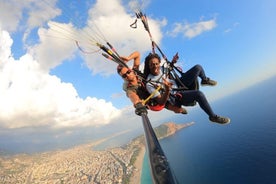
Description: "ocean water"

(141, 76), (276, 184)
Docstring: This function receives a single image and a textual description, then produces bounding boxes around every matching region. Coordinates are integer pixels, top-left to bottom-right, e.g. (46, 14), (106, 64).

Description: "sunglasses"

(121, 69), (132, 78)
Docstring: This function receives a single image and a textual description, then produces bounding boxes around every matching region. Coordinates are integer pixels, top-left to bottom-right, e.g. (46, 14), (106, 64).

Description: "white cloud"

(0, 0), (165, 130)
(0, 0), (23, 32)
(168, 18), (217, 39)
(17, 0), (163, 75)
(0, 0), (60, 33)
(0, 30), (13, 62)
(0, 29), (121, 129)
(31, 22), (78, 72)
(81, 0), (163, 75)
(128, 0), (150, 11)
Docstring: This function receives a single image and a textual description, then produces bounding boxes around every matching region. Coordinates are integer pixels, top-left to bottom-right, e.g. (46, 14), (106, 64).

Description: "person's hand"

(134, 102), (148, 116)
(162, 78), (173, 91)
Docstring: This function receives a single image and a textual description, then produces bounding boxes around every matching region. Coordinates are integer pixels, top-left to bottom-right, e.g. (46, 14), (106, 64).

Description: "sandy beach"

(130, 144), (146, 184)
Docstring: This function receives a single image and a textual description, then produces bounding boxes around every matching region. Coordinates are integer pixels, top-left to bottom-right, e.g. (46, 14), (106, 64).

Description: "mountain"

(133, 121), (195, 144)
(154, 122), (195, 139)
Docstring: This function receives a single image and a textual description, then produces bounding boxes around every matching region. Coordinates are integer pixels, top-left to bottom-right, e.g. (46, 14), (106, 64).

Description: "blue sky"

(0, 0), (275, 152)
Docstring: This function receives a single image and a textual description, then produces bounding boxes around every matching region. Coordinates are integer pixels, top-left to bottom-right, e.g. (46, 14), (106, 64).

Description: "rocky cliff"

(154, 122), (195, 139)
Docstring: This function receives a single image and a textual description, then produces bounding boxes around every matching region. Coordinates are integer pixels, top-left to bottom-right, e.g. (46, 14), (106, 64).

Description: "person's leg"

(180, 64), (205, 86)
(179, 90), (230, 124)
(179, 90), (216, 117)
(181, 64), (217, 87)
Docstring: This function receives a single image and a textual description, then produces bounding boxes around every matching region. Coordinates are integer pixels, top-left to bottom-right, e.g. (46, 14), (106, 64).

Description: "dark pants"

(179, 90), (216, 117)
(180, 64), (206, 87)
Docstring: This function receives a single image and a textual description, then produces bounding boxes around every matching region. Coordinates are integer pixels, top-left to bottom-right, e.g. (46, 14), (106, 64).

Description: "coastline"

(130, 144), (146, 184)
(129, 122), (194, 183)
(0, 123), (193, 183)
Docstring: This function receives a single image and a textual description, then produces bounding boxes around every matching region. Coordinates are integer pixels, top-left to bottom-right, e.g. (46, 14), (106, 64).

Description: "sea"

(141, 76), (276, 184)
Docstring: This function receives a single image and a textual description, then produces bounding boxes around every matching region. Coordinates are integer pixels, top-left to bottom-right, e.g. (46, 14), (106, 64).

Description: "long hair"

(143, 53), (161, 78)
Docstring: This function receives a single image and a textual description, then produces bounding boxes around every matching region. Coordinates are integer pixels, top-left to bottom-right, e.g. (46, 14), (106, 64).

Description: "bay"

(141, 76), (276, 184)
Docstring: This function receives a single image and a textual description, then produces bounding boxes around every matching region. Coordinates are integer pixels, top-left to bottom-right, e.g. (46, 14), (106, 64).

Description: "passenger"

(143, 53), (217, 90)
(144, 53), (230, 124)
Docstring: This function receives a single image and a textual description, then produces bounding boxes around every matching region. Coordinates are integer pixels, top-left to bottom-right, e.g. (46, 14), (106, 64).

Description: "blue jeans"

(180, 64), (206, 88)
(178, 90), (216, 117)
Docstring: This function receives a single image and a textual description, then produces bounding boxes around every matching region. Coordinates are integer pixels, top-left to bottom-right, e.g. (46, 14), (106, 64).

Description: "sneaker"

(201, 77), (217, 86)
(209, 115), (230, 124)
(181, 107), (188, 114)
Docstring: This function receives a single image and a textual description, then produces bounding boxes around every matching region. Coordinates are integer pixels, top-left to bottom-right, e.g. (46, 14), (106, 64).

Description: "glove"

(134, 102), (148, 116)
